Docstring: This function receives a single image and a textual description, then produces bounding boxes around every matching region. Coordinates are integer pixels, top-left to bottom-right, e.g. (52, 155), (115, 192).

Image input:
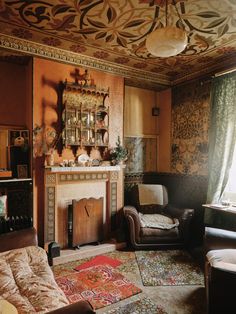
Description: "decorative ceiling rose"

(145, 0), (188, 58)
(146, 26), (187, 58)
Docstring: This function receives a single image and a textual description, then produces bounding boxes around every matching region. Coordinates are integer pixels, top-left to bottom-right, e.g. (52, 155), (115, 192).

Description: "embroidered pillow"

(139, 212), (179, 230)
(0, 300), (18, 314)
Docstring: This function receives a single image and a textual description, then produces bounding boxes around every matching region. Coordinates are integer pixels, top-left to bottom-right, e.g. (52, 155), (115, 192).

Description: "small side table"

(203, 203), (236, 214)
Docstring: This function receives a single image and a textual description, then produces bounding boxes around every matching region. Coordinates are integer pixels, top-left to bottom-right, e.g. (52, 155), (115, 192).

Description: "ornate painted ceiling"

(0, 0), (236, 89)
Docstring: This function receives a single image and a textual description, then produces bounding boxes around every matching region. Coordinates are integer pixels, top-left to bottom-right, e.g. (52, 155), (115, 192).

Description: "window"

(222, 147), (236, 204)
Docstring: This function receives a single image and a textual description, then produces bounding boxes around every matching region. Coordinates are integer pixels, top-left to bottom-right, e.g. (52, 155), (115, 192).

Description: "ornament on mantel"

(110, 136), (128, 165)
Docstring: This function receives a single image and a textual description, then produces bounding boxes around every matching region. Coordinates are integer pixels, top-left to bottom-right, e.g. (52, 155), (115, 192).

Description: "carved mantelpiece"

(44, 166), (122, 248)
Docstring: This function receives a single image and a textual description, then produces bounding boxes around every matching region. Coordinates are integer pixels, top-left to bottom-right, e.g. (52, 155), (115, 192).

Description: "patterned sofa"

(0, 228), (95, 314)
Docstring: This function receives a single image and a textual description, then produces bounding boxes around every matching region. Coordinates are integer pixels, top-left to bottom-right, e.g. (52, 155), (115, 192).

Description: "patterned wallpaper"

(125, 81), (211, 175)
(171, 80), (211, 175)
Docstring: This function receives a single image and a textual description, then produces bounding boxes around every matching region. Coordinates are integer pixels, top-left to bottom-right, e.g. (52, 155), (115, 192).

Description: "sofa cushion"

(0, 246), (69, 314)
(207, 249), (236, 272)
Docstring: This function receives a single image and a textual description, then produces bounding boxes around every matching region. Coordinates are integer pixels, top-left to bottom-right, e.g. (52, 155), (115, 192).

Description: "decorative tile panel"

(45, 186), (55, 243)
(59, 172), (108, 183)
(110, 182), (117, 231)
(46, 173), (56, 185)
(110, 171), (119, 182)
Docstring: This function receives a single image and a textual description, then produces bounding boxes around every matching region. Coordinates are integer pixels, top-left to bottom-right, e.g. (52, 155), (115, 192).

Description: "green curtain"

(204, 71), (236, 228)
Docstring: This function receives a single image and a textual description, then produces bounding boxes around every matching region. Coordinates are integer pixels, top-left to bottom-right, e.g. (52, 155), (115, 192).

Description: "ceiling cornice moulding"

(0, 33), (170, 88)
(172, 54), (236, 86)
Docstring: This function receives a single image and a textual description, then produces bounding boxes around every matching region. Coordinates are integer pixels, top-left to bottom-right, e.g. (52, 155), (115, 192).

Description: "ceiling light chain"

(165, 0), (168, 27)
(172, 0), (185, 29)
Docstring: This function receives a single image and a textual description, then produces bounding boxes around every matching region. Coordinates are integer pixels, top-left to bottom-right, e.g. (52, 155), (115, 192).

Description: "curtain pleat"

(204, 71), (236, 227)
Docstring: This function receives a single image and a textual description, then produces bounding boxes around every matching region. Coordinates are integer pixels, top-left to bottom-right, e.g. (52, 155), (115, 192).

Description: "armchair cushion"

(141, 226), (179, 238)
(138, 212), (179, 230)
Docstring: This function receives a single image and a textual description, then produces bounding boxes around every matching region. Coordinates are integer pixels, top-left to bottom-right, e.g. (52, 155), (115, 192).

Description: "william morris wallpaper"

(171, 80), (211, 175)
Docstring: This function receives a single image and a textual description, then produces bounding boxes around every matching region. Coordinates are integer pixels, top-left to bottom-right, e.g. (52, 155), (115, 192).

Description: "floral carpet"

(74, 255), (122, 271)
(103, 296), (167, 314)
(53, 258), (141, 309)
(52, 250), (206, 313)
(135, 250), (204, 286)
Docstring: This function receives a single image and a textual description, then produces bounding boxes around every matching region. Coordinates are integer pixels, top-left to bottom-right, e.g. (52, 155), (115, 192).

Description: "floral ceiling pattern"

(0, 0), (236, 87)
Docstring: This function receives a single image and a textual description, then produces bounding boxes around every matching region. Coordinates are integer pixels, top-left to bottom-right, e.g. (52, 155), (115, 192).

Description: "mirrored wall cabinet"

(60, 74), (109, 152)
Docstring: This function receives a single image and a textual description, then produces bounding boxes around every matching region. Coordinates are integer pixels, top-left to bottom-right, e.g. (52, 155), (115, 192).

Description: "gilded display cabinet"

(61, 79), (109, 151)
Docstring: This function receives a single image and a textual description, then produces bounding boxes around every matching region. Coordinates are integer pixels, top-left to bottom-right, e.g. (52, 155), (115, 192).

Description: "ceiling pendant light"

(146, 0), (188, 58)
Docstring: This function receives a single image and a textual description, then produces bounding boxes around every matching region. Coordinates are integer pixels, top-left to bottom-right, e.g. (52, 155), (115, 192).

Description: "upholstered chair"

(123, 184), (194, 249)
(204, 227), (236, 314)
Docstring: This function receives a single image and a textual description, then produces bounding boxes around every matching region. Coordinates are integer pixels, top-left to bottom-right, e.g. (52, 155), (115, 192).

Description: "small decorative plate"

(77, 153), (89, 163)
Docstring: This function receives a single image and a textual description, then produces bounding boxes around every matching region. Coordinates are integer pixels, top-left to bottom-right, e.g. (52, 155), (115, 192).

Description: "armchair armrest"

(0, 227), (38, 253)
(204, 227), (236, 254)
(165, 205), (194, 245)
(165, 204), (194, 220)
(123, 205), (141, 230)
(123, 205), (141, 247)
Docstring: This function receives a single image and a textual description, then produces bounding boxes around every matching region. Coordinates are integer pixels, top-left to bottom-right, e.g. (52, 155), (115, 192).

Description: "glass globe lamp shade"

(146, 26), (188, 58)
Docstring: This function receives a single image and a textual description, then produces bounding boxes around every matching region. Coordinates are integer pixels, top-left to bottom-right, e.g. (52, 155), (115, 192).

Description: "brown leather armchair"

(123, 184), (194, 249)
(204, 227), (236, 314)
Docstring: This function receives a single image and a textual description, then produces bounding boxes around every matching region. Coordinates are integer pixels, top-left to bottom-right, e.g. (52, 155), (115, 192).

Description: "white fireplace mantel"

(45, 165), (122, 172)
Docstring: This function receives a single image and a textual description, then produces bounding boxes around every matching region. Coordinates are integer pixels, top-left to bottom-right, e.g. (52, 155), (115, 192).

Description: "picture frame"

(8, 129), (29, 146)
(9, 130), (20, 146)
(17, 164), (28, 179)
(20, 130), (29, 145)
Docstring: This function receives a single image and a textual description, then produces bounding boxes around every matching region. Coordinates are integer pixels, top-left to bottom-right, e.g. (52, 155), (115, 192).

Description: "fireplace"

(44, 165), (123, 249)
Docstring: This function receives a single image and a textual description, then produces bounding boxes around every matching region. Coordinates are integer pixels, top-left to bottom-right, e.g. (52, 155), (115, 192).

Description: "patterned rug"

(103, 296), (167, 314)
(135, 250), (204, 286)
(55, 264), (142, 309)
(74, 255), (122, 271)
